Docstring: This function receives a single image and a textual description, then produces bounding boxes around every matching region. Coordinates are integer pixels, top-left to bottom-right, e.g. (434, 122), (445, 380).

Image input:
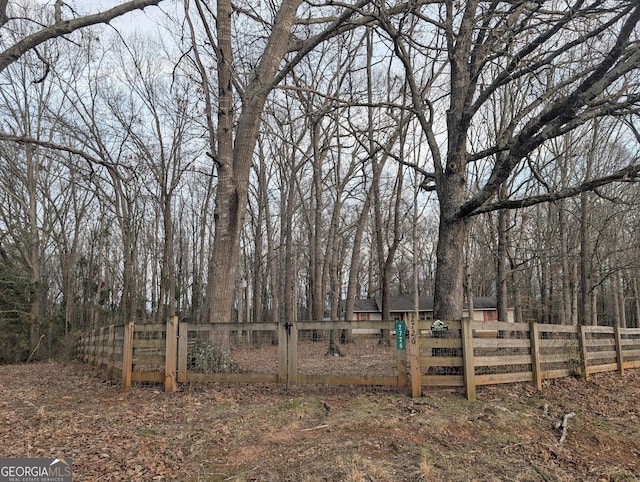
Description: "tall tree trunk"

(26, 145), (42, 352)
(509, 259), (523, 323)
(344, 186), (373, 321)
(205, 0), (301, 324)
(311, 119), (325, 323)
(432, 1), (475, 321)
(580, 122), (598, 325)
(496, 206), (509, 323)
(282, 172), (297, 323)
(633, 277), (640, 328)
(433, 215), (467, 321)
(580, 188), (592, 325)
(616, 272), (626, 328)
(591, 289), (599, 326)
(160, 194), (176, 320)
(464, 249), (474, 321)
(433, 148), (467, 320)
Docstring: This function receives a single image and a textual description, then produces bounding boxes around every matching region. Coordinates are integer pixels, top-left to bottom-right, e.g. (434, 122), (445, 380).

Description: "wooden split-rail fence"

(75, 316), (640, 400)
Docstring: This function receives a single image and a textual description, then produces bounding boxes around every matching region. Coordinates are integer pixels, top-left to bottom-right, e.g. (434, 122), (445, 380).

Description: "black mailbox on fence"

(430, 320), (449, 359)
(430, 320), (448, 337)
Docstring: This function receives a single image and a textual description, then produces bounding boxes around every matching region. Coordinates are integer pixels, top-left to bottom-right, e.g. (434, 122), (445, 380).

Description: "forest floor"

(0, 362), (639, 481)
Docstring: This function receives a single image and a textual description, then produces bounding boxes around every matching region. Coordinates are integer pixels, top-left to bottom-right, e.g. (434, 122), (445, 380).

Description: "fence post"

(277, 321), (298, 385)
(178, 321), (188, 382)
(461, 318), (476, 401)
(288, 322), (298, 384)
(83, 333), (89, 363)
(614, 325), (624, 375)
(98, 327), (106, 370)
(122, 321), (134, 390)
(88, 330), (95, 366)
(396, 321), (408, 389)
(530, 322), (542, 390)
(165, 316), (178, 392)
(579, 325), (589, 380)
(277, 322), (287, 383)
(81, 333), (84, 361)
(107, 325), (115, 379)
(407, 312), (421, 398)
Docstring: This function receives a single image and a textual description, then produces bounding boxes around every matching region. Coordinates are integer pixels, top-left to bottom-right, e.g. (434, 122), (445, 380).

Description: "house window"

(483, 310), (497, 321)
(357, 312), (370, 321)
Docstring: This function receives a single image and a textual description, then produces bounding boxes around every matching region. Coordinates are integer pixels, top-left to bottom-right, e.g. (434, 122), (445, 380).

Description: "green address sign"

(395, 321), (406, 350)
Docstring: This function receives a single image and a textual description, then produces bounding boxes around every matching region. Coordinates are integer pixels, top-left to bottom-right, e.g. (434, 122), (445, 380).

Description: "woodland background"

(0, 0), (639, 362)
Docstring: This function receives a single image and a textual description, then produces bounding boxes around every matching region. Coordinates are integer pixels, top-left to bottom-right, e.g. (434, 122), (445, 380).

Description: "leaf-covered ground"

(0, 362), (638, 481)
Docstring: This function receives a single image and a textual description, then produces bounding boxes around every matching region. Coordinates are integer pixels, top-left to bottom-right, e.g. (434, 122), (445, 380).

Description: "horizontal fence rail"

(75, 317), (640, 399)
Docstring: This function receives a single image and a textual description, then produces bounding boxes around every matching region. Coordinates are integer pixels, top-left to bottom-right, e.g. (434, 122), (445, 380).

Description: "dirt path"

(1, 362), (638, 481)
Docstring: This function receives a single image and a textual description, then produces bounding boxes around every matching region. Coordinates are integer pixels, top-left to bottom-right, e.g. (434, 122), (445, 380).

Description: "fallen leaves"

(0, 362), (639, 480)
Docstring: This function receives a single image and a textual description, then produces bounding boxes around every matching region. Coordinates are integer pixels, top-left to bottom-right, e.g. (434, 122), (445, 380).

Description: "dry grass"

(0, 362), (639, 481)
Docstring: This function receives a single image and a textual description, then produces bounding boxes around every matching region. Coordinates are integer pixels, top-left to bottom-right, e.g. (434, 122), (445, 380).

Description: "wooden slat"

(538, 324), (580, 334)
(187, 322), (278, 332)
(582, 326), (615, 335)
(420, 338), (462, 349)
(586, 363), (618, 374)
(619, 328), (640, 335)
(475, 354), (531, 367)
(445, 320), (462, 330)
(472, 321), (531, 332)
(297, 321), (390, 331)
(475, 371), (533, 386)
(474, 338), (531, 349)
(623, 360), (640, 369)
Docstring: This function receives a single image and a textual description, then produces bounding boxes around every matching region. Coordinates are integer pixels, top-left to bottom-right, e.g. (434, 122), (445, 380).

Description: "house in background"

(351, 295), (514, 323)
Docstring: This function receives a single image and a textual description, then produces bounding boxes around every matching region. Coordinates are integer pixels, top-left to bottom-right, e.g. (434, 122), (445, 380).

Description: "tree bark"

(205, 0), (301, 323)
(496, 202), (509, 323)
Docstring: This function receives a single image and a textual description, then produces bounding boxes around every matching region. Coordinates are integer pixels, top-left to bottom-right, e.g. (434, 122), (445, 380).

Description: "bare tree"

(0, 0), (163, 73)
(183, 0), (376, 323)
(380, 1), (640, 320)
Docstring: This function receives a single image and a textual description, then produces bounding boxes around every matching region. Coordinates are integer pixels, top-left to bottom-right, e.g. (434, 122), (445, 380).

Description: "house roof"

(352, 295), (499, 313)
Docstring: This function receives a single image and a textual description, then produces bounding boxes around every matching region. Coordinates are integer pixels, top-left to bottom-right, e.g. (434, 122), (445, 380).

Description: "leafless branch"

(468, 162), (640, 216)
(0, 0), (163, 73)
